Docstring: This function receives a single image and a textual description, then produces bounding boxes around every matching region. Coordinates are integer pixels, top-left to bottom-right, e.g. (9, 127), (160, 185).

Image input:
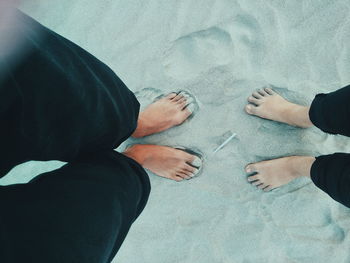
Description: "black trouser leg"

(0, 10), (141, 179)
(309, 85), (350, 208)
(0, 10), (150, 261)
(311, 153), (350, 208)
(309, 85), (350, 136)
(0, 151), (150, 263)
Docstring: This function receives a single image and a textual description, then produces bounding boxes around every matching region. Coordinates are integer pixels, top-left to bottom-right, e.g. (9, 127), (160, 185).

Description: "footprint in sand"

(163, 13), (265, 81)
(225, 14), (264, 50)
(223, 14), (266, 72)
(163, 27), (234, 80)
(134, 87), (163, 111)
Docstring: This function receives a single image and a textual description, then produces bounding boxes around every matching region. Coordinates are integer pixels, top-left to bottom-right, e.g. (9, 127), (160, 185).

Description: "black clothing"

(310, 85), (350, 208)
(0, 10), (150, 262)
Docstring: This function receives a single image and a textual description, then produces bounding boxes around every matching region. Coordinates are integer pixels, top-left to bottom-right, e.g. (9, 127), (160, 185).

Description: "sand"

(2, 0), (350, 262)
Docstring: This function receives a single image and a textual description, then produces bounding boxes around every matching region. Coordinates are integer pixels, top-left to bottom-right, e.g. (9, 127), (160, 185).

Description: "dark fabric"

(309, 85), (350, 136)
(0, 10), (140, 177)
(0, 10), (150, 262)
(0, 151), (150, 263)
(311, 154), (350, 208)
(309, 86), (350, 208)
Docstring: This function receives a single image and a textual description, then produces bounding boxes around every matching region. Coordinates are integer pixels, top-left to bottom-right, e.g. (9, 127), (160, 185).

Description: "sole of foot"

(245, 87), (313, 128)
(245, 156), (315, 192)
(132, 91), (198, 138)
(123, 144), (203, 182)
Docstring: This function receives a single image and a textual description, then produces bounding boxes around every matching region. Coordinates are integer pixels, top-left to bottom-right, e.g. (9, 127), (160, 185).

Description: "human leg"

(0, 10), (141, 177)
(245, 156), (315, 192)
(309, 85), (350, 136)
(245, 86), (350, 208)
(245, 87), (313, 128)
(0, 150), (150, 262)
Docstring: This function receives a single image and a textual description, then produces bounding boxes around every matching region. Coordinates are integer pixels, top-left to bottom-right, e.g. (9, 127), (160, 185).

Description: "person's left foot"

(123, 144), (201, 181)
(245, 87), (313, 128)
(245, 156), (315, 191)
(132, 92), (194, 138)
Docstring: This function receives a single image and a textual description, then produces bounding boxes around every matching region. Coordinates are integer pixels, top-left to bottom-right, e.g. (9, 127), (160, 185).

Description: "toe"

(247, 175), (259, 182)
(264, 87), (274, 95)
(184, 154), (201, 169)
(252, 180), (261, 186)
(178, 172), (191, 180)
(245, 104), (257, 115)
(184, 96), (194, 104)
(184, 103), (195, 114)
(188, 172), (196, 178)
(184, 153), (196, 163)
(172, 175), (184, 182)
(173, 93), (184, 102)
(177, 97), (187, 104)
(181, 107), (193, 119)
(252, 92), (263, 99)
(245, 164), (257, 173)
(258, 89), (268, 96)
(258, 183), (267, 189)
(177, 150), (196, 163)
(182, 169), (195, 177)
(189, 156), (202, 168)
(166, 93), (178, 99)
(247, 96), (262, 105)
(184, 163), (199, 174)
(263, 185), (273, 192)
(183, 170), (195, 179)
(179, 101), (188, 110)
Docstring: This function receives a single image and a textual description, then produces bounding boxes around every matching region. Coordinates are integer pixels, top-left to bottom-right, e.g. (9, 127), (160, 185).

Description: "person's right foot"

(245, 156), (315, 191)
(132, 92), (195, 138)
(123, 144), (202, 182)
(245, 87), (313, 128)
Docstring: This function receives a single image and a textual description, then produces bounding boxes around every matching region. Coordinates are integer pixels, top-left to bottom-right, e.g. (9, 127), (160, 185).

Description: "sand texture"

(2, 0), (350, 262)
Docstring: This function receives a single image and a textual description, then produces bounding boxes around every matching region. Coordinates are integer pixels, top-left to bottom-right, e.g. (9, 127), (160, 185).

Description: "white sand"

(2, 0), (350, 262)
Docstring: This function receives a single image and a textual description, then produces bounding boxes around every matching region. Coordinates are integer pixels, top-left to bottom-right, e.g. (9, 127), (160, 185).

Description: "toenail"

(186, 103), (195, 113)
(191, 156), (202, 167)
(246, 167), (251, 173)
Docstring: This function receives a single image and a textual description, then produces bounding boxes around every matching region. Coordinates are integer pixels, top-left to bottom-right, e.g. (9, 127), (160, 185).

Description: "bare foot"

(132, 92), (195, 138)
(123, 144), (202, 182)
(245, 156), (315, 191)
(245, 87), (313, 128)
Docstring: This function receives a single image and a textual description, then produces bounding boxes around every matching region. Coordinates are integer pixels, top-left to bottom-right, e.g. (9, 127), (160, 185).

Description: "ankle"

(290, 156), (315, 178)
(295, 105), (313, 128)
(132, 116), (149, 138)
(285, 104), (313, 128)
(123, 144), (150, 165)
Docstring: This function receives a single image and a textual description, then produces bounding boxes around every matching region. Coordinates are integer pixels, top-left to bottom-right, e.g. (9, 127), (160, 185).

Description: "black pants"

(310, 86), (350, 208)
(0, 10), (150, 262)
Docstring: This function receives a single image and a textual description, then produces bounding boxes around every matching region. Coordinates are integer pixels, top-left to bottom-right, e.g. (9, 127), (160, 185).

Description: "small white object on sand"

(213, 132), (237, 154)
